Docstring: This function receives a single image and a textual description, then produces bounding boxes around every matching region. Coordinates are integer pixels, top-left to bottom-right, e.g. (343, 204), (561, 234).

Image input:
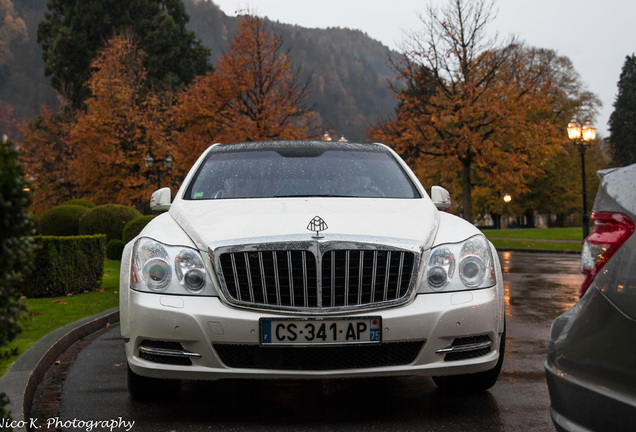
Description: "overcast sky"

(212, 0), (636, 137)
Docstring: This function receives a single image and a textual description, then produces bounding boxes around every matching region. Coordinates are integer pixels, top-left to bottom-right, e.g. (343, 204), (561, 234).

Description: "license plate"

(260, 317), (381, 346)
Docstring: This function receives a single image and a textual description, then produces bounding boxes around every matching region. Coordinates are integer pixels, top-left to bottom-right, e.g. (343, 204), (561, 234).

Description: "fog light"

(427, 266), (448, 289)
(183, 269), (206, 292)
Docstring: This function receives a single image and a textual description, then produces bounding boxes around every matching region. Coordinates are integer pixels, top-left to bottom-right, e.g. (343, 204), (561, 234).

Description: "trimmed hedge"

(39, 204), (89, 236)
(19, 235), (106, 298)
(106, 239), (125, 260)
(122, 215), (156, 244)
(79, 204), (142, 243)
(63, 198), (96, 209)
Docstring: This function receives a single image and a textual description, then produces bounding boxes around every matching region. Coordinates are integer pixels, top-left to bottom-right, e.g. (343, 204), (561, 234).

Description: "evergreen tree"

(609, 54), (636, 166)
(37, 0), (211, 109)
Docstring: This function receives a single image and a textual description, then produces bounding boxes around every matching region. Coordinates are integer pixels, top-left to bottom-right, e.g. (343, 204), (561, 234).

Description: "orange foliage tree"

(371, 0), (578, 222)
(19, 107), (78, 214)
(69, 32), (176, 207)
(175, 14), (316, 169)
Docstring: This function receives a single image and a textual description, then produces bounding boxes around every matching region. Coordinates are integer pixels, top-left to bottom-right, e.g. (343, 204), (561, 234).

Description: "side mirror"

(150, 187), (171, 212)
(431, 186), (451, 211)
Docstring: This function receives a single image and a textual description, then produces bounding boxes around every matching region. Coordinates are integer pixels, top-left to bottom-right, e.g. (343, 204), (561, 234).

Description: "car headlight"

(132, 238), (211, 295)
(421, 234), (495, 292)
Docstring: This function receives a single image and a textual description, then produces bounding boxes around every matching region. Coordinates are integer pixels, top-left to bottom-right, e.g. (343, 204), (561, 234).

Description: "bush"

(19, 235), (106, 298)
(39, 205), (89, 236)
(0, 139), (33, 345)
(63, 198), (96, 209)
(79, 204), (142, 243)
(0, 138), (35, 417)
(106, 239), (125, 260)
(122, 215), (156, 244)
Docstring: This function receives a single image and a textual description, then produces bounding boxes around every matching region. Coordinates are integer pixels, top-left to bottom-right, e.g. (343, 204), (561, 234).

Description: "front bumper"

(123, 286), (503, 381)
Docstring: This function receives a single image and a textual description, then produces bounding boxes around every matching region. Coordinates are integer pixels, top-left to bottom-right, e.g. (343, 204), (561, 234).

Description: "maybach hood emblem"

(307, 216), (328, 238)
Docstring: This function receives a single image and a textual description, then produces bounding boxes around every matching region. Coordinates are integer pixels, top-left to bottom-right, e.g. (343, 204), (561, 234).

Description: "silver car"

(120, 141), (506, 399)
(546, 163), (636, 431)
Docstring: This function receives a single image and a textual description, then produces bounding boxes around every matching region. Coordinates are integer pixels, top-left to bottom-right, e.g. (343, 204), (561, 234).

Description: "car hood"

(168, 198), (439, 251)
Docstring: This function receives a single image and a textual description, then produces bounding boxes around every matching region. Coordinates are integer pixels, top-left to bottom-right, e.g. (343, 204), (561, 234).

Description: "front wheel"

(432, 327), (506, 393)
(127, 364), (181, 400)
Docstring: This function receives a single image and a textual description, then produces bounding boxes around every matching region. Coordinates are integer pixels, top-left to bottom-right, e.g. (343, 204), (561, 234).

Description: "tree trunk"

(462, 162), (472, 222)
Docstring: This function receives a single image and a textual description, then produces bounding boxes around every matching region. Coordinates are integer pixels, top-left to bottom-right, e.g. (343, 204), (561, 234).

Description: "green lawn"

(0, 260), (121, 377)
(482, 227), (583, 252)
(481, 227), (583, 241)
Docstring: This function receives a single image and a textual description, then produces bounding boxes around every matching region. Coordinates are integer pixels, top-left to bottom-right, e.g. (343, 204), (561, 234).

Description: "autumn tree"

(68, 32), (176, 207)
(609, 54), (636, 166)
(37, 0), (211, 109)
(471, 50), (602, 224)
(371, 0), (586, 222)
(19, 107), (78, 214)
(0, 0), (27, 67)
(175, 14), (316, 168)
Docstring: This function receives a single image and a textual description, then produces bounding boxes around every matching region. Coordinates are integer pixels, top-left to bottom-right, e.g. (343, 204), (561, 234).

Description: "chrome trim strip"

(139, 346), (202, 358)
(435, 340), (493, 355)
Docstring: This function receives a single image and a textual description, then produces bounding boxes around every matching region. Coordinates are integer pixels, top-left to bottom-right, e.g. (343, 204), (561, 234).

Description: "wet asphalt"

(30, 251), (582, 432)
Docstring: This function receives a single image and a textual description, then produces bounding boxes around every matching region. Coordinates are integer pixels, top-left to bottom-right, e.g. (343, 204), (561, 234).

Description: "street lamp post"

(144, 153), (173, 189)
(503, 194), (511, 229)
(567, 118), (596, 239)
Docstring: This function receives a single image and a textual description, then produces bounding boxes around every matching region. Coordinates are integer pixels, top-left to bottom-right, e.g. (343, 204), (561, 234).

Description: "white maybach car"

(120, 141), (505, 398)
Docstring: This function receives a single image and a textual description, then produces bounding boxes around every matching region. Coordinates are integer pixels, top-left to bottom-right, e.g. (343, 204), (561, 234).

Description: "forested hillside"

(1, 0), (398, 142)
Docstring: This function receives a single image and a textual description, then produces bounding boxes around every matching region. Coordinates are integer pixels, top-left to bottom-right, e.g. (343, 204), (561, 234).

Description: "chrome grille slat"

(258, 252), (268, 304)
(287, 251), (294, 307)
(330, 250), (336, 308)
(273, 252), (281, 306)
(217, 244), (417, 312)
(344, 250), (350, 307)
(302, 251), (308, 308)
(358, 251), (364, 305)
(370, 251), (378, 303)
(383, 251), (391, 302)
(396, 252), (404, 300)
(243, 252), (255, 303)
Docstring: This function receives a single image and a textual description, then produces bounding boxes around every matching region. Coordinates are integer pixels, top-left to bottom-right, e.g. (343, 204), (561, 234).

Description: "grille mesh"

(218, 248), (416, 311)
(213, 341), (425, 370)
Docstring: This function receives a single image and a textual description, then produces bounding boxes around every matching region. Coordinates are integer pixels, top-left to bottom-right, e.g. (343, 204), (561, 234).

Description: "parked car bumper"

(545, 287), (636, 432)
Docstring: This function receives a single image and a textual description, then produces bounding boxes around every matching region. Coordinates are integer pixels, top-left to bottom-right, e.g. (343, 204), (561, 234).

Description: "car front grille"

(213, 341), (425, 370)
(215, 244), (418, 312)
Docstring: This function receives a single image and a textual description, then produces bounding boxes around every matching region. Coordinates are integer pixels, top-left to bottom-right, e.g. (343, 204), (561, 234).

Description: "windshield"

(185, 147), (421, 200)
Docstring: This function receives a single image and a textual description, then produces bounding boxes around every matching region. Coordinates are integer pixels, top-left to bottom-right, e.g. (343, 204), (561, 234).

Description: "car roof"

(208, 140), (390, 155)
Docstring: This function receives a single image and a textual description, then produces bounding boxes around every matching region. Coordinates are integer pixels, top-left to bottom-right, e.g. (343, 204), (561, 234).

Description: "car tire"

(432, 326), (506, 393)
(127, 363), (182, 400)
